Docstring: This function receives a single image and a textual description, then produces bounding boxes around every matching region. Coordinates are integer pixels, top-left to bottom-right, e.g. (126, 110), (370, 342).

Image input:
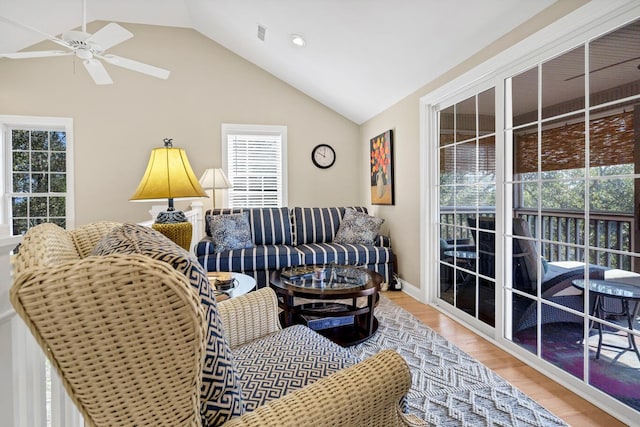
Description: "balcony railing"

(440, 207), (636, 271)
(516, 208), (635, 270)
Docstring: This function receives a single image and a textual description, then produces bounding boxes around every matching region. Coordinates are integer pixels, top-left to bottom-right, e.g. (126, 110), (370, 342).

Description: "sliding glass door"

(433, 7), (640, 419)
(505, 18), (640, 410)
(438, 88), (496, 327)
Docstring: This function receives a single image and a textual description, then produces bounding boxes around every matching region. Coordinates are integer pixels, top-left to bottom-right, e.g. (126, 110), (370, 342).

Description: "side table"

(443, 249), (477, 289)
(208, 272), (256, 301)
(572, 278), (640, 362)
(152, 221), (192, 251)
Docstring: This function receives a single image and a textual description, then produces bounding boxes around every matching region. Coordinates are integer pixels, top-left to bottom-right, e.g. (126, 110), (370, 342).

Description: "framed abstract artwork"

(370, 129), (394, 205)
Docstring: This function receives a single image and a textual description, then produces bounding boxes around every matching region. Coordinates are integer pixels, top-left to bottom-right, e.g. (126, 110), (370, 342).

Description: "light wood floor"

(385, 291), (626, 427)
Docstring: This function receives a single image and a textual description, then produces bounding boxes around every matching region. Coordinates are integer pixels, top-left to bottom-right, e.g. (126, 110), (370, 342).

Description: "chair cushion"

(207, 208), (293, 245)
(208, 212), (254, 253)
(90, 224), (243, 426)
(334, 208), (384, 245)
(232, 325), (358, 411)
(291, 207), (368, 245)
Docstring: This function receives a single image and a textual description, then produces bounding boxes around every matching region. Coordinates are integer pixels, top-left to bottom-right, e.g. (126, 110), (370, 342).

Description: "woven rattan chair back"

(12, 222), (82, 274)
(69, 221), (122, 257)
(11, 254), (205, 427)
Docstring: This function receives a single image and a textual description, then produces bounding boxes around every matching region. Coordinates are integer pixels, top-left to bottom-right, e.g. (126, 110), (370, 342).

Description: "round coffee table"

(270, 265), (381, 346)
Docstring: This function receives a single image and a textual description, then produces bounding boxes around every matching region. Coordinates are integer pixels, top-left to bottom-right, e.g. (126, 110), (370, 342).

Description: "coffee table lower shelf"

(279, 301), (378, 346)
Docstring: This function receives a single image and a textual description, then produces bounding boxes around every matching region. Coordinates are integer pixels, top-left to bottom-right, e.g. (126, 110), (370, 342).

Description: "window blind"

(440, 135), (496, 178)
(514, 111), (634, 174)
(226, 133), (283, 208)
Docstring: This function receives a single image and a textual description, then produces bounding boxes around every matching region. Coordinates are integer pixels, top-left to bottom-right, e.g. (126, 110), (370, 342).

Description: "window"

(1, 116), (74, 235)
(222, 124), (287, 208)
(1, 116), (76, 427)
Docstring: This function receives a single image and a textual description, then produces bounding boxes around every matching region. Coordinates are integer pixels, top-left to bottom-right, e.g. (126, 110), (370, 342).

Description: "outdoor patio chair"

(456, 216), (606, 330)
(511, 217), (606, 332)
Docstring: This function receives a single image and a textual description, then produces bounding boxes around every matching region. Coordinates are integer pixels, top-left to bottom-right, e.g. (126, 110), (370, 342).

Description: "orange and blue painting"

(370, 129), (394, 205)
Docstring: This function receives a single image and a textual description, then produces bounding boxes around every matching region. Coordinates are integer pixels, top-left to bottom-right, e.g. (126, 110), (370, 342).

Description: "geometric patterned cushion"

(90, 223), (244, 426)
(232, 325), (358, 412)
(208, 212), (254, 253)
(291, 207), (368, 246)
(333, 208), (384, 245)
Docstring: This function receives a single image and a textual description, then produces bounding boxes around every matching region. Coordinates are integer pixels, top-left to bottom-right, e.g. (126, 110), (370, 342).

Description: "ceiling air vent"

(257, 24), (266, 42)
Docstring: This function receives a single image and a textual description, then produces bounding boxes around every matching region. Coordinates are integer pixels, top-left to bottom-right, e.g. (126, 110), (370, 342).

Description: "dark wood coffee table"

(270, 265), (381, 346)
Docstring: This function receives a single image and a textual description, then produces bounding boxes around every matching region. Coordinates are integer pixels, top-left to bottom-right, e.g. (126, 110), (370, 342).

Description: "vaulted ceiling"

(0, 0), (559, 124)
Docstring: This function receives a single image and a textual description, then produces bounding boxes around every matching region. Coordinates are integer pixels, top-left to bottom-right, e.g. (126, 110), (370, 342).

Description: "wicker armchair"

(11, 254), (206, 426)
(11, 222), (424, 427)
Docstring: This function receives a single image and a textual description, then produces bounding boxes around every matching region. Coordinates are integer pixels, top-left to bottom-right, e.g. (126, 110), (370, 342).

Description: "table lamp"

(199, 168), (232, 211)
(130, 138), (207, 249)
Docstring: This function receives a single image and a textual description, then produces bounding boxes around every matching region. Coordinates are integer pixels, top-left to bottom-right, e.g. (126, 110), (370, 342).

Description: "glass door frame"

(420, 2), (640, 424)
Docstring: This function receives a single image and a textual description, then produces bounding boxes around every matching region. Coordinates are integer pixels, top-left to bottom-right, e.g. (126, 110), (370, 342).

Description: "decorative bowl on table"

(207, 272), (238, 291)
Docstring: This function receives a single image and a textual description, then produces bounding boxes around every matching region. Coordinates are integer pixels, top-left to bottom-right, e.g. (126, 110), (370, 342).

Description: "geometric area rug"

(347, 295), (568, 427)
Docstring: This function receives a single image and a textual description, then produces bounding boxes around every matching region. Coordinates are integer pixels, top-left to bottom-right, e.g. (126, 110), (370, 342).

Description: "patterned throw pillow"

(208, 212), (254, 253)
(90, 224), (243, 426)
(333, 208), (384, 245)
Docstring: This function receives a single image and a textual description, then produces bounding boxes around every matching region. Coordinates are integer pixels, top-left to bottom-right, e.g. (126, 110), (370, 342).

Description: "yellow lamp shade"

(130, 144), (207, 201)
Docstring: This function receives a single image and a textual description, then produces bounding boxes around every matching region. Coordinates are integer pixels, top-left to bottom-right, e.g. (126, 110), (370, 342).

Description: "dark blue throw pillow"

(208, 212), (254, 253)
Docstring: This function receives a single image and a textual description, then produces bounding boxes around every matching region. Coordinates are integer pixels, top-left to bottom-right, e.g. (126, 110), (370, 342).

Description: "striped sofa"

(195, 207), (394, 288)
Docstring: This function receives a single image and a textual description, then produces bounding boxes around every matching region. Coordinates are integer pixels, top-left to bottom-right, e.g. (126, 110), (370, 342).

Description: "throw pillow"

(91, 224), (243, 426)
(208, 212), (254, 253)
(333, 208), (384, 245)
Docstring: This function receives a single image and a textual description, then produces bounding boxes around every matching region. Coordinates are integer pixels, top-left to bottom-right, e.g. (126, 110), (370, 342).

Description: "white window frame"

(0, 115), (75, 232)
(420, 1), (640, 424)
(0, 115), (79, 427)
(221, 123), (288, 208)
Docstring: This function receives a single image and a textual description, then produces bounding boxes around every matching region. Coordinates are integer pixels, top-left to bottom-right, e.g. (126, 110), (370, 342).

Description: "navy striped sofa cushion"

(291, 207), (367, 246)
(197, 240), (303, 272)
(206, 208), (292, 246)
(295, 242), (391, 266)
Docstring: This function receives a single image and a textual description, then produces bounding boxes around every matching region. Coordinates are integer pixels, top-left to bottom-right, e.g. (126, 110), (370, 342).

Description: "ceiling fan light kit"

(0, 10), (170, 85)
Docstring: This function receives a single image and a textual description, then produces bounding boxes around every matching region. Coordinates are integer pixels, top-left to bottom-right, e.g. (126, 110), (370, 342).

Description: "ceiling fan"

(0, 2), (170, 85)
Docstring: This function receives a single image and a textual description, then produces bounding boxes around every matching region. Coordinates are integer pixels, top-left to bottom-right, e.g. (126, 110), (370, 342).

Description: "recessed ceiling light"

(290, 34), (306, 47)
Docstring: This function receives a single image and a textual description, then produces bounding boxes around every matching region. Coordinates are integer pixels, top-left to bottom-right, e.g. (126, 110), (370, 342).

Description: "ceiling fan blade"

(0, 15), (69, 49)
(83, 59), (113, 85)
(0, 50), (71, 59)
(100, 54), (170, 80)
(86, 23), (133, 51)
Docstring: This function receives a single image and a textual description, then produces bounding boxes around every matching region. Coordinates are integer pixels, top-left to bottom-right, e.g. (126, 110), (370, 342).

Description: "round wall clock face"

(311, 144), (336, 169)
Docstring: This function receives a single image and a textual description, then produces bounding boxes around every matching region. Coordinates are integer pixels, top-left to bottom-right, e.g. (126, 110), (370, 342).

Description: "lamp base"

(152, 221), (192, 251)
(155, 210), (187, 224)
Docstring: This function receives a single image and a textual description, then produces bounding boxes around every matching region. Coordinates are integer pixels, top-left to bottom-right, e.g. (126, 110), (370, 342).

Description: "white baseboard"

(395, 279), (424, 302)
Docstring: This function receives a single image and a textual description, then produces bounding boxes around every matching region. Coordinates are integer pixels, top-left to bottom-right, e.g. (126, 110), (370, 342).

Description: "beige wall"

(361, 0), (589, 289)
(0, 2), (588, 288)
(0, 22), (362, 225)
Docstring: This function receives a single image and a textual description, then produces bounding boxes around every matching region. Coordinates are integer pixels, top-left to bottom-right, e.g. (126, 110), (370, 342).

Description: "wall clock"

(311, 144), (336, 169)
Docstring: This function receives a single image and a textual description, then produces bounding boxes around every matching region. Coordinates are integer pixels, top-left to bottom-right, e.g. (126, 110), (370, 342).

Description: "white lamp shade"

(199, 168), (232, 190)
